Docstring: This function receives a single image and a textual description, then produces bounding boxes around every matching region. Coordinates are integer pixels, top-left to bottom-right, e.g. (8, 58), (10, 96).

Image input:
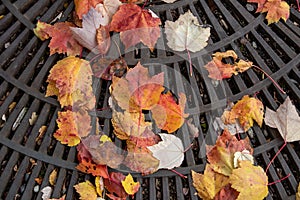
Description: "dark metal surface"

(0, 0), (299, 199)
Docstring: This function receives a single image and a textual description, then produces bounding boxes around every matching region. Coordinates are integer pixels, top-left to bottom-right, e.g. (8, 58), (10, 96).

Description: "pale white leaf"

(41, 186), (52, 200)
(147, 134), (184, 169)
(265, 96), (300, 142)
(162, 0), (177, 3)
(164, 10), (210, 52)
(95, 0), (122, 25)
(233, 150), (254, 168)
(213, 117), (244, 135)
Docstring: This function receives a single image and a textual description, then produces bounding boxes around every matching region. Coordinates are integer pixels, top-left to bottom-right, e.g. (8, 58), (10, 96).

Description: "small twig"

(268, 173), (291, 186)
(265, 141), (287, 172)
(252, 65), (286, 95)
(170, 169), (187, 178)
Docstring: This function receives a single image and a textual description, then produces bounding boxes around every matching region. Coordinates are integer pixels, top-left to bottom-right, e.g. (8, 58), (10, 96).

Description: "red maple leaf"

(74, 0), (103, 19)
(110, 4), (161, 50)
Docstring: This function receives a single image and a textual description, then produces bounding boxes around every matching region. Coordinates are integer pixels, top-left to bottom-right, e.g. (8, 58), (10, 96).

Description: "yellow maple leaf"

(95, 176), (104, 197)
(54, 110), (91, 146)
(262, 0), (290, 24)
(192, 164), (229, 200)
(74, 180), (97, 200)
(46, 56), (95, 110)
(222, 95), (264, 131)
(229, 161), (268, 200)
(121, 174), (140, 195)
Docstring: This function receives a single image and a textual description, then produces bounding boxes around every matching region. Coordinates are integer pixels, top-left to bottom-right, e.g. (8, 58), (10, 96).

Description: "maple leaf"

(104, 172), (128, 200)
(147, 134), (184, 169)
(192, 165), (230, 199)
(121, 174), (140, 195)
(92, 57), (128, 80)
(264, 96), (300, 142)
(74, 180), (98, 200)
(124, 128), (160, 174)
(204, 50), (253, 80)
(95, 176), (104, 197)
(262, 0), (290, 24)
(207, 129), (253, 176)
(76, 143), (109, 178)
(214, 184), (239, 200)
(233, 150), (254, 168)
(46, 56), (95, 109)
(54, 110), (91, 146)
(247, 0), (267, 12)
(81, 135), (124, 169)
(70, 8), (107, 54)
(110, 4), (161, 50)
(165, 10), (210, 52)
(34, 21), (82, 56)
(221, 95), (264, 131)
(95, 0), (122, 24)
(151, 92), (188, 133)
(112, 111), (152, 140)
(74, 0), (103, 19)
(229, 161), (268, 200)
(110, 62), (165, 112)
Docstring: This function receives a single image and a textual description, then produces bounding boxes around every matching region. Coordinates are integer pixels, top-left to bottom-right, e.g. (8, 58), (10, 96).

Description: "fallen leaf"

(96, 25), (111, 54)
(49, 169), (57, 186)
(71, 8), (107, 53)
(229, 161), (268, 200)
(8, 102), (16, 113)
(233, 150), (254, 168)
(81, 135), (124, 168)
(74, 0), (103, 19)
(104, 172), (127, 200)
(221, 95), (264, 131)
(95, 176), (104, 197)
(214, 184), (239, 200)
(95, 0), (122, 24)
(121, 174), (140, 195)
(46, 56), (95, 109)
(147, 134), (184, 169)
(262, 0), (290, 24)
(112, 111), (152, 140)
(192, 165), (230, 199)
(151, 92), (188, 133)
(204, 50), (253, 80)
(41, 186), (52, 200)
(35, 177), (43, 185)
(36, 125), (47, 145)
(34, 21), (82, 56)
(264, 96), (300, 142)
(187, 118), (199, 138)
(29, 112), (38, 125)
(92, 57), (127, 80)
(164, 10), (210, 52)
(110, 4), (161, 50)
(110, 62), (164, 112)
(74, 180), (98, 200)
(207, 129), (253, 176)
(76, 143), (109, 178)
(54, 110), (91, 146)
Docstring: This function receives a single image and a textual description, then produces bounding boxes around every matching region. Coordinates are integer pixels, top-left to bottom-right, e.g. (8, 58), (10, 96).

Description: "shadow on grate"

(0, 0), (300, 199)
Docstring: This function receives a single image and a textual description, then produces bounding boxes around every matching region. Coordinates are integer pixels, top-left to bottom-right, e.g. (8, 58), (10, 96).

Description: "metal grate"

(0, 0), (300, 199)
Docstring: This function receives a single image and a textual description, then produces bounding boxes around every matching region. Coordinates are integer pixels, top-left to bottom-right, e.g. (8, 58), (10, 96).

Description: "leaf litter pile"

(31, 0), (300, 199)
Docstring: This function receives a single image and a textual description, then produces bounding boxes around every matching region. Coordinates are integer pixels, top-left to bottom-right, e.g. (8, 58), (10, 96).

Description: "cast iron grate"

(0, 0), (299, 199)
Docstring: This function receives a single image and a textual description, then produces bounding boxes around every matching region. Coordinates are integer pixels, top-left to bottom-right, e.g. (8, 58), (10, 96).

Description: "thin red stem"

(296, 0), (300, 11)
(184, 143), (193, 152)
(142, 0), (149, 9)
(186, 49), (193, 76)
(170, 169), (187, 178)
(252, 65), (286, 94)
(268, 173), (291, 186)
(266, 141), (287, 172)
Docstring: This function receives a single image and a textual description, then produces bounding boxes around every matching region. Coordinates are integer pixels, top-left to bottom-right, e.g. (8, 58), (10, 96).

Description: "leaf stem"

(252, 65), (286, 95)
(296, 0), (300, 11)
(268, 173), (290, 186)
(170, 169), (187, 178)
(186, 49), (193, 76)
(184, 143), (193, 152)
(265, 141), (287, 173)
(142, 0), (149, 9)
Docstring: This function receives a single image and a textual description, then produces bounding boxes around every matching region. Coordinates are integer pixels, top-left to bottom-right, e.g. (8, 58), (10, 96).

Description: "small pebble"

(246, 4), (255, 12)
(33, 185), (39, 193)
(252, 41), (257, 49)
(4, 42), (10, 48)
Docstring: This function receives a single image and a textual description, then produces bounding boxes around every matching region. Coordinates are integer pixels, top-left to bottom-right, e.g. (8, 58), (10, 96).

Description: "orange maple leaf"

(221, 95), (264, 131)
(54, 110), (91, 146)
(46, 56), (95, 109)
(151, 92), (188, 133)
(110, 4), (161, 50)
(74, 0), (103, 19)
(262, 0), (290, 24)
(34, 21), (82, 56)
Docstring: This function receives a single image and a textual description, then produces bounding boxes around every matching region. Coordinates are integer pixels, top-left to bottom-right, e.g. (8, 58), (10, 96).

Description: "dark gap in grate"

(97, 80), (108, 111)
(169, 9), (180, 21)
(168, 176), (177, 200)
(223, 0), (248, 27)
(158, 10), (167, 27)
(155, 178), (162, 200)
(288, 70), (300, 88)
(134, 44), (141, 59)
(194, 1), (220, 43)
